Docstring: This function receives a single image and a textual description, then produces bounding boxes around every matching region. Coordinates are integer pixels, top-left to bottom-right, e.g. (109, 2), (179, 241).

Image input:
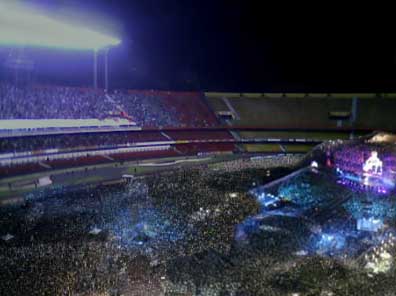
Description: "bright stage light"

(363, 151), (383, 176)
(0, 2), (121, 50)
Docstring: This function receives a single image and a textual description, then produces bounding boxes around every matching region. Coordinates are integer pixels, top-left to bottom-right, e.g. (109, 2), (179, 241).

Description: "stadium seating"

(163, 92), (218, 127)
(0, 83), (114, 120)
(0, 163), (46, 177)
(0, 83), (218, 128)
(206, 93), (396, 130)
(0, 131), (168, 153)
(207, 95), (351, 128)
(0, 148), (179, 177)
(111, 150), (178, 162)
(111, 90), (218, 127)
(109, 90), (180, 127)
(175, 143), (235, 155)
(164, 130), (233, 141)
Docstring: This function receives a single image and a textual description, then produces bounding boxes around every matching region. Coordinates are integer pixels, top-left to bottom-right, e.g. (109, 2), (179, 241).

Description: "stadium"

(1, 2), (396, 295)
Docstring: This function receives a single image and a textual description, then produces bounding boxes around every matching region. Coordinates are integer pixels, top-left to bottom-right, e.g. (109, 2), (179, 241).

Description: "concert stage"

(237, 133), (396, 273)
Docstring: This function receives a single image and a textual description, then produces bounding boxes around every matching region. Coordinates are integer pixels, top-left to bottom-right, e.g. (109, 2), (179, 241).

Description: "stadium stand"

(205, 92), (396, 152)
(175, 143), (235, 155)
(163, 92), (219, 127)
(3, 84), (396, 177)
(0, 140), (235, 177)
(109, 90), (180, 127)
(0, 146), (178, 177)
(164, 130), (233, 141)
(207, 94), (350, 128)
(206, 92), (396, 130)
(0, 83), (218, 128)
(0, 83), (114, 120)
(0, 131), (168, 153)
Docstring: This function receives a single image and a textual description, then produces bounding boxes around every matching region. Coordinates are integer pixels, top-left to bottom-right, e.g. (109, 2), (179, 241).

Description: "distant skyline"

(1, 1), (396, 92)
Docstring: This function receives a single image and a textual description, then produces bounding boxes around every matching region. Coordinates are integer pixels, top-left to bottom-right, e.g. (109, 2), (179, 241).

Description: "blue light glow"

(104, 207), (183, 249)
(315, 233), (346, 254)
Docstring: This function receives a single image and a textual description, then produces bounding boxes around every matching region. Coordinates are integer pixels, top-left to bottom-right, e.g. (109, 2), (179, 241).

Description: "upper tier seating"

(0, 83), (219, 128)
(206, 94), (396, 130)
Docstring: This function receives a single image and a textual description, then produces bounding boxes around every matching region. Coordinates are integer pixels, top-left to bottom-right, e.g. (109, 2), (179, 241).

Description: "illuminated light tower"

(104, 48), (109, 90)
(93, 49), (98, 89)
(0, 2), (121, 89)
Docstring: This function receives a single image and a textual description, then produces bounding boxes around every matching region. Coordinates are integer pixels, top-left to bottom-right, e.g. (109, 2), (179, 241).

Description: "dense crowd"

(277, 169), (346, 211)
(111, 91), (180, 127)
(211, 154), (304, 173)
(1, 156), (394, 295)
(0, 83), (114, 120)
(0, 83), (216, 128)
(0, 162), (261, 295)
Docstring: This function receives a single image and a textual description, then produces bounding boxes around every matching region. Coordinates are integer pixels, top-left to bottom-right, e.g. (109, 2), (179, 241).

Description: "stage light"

(0, 2), (121, 50)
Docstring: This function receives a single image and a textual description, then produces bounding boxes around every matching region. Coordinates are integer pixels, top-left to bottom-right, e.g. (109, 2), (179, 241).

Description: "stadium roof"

(0, 2), (121, 50)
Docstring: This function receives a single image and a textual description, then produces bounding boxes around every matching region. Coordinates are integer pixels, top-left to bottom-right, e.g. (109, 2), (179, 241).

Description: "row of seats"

(207, 95), (396, 130)
(0, 131), (168, 154)
(164, 130), (233, 141)
(0, 142), (235, 177)
(0, 130), (237, 154)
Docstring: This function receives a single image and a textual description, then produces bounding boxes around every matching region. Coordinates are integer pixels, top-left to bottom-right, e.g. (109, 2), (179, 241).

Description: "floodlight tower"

(4, 48), (35, 86)
(93, 49), (98, 89)
(104, 47), (109, 90)
(0, 2), (121, 90)
(92, 47), (112, 90)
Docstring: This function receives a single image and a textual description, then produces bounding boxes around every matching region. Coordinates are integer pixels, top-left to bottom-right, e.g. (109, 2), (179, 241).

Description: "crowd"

(0, 162), (261, 295)
(277, 169), (345, 211)
(0, 83), (115, 120)
(211, 154), (304, 173)
(1, 156), (393, 295)
(111, 91), (180, 127)
(0, 83), (216, 128)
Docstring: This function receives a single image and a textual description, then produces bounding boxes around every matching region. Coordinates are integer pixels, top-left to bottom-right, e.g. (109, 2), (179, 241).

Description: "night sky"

(2, 1), (396, 92)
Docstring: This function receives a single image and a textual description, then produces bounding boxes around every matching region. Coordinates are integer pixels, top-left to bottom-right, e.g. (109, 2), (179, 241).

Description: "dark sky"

(2, 1), (396, 92)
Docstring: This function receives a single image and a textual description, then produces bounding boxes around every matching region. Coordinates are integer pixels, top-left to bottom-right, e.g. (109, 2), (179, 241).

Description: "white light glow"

(0, 2), (121, 50)
(363, 151), (383, 175)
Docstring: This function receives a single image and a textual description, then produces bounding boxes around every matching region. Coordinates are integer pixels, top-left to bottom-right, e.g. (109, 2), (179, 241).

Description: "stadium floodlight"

(0, 1), (121, 50)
